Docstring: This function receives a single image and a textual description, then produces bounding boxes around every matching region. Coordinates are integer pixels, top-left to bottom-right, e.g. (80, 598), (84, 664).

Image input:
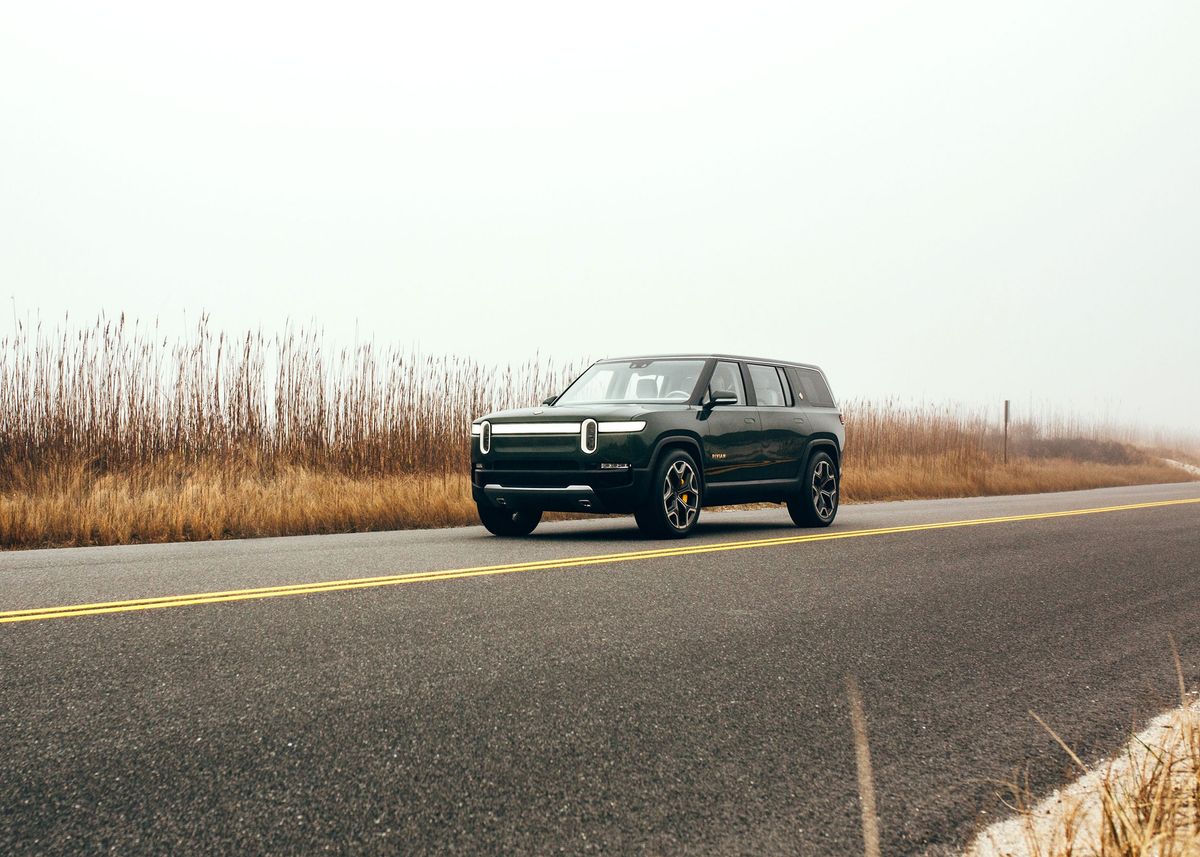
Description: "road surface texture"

(2, 483), (1199, 855)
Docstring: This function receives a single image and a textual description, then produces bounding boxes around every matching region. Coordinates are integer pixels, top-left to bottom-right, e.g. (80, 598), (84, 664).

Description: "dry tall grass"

(0, 316), (580, 547)
(0, 315), (574, 477)
(0, 317), (1194, 549)
(838, 400), (1194, 503)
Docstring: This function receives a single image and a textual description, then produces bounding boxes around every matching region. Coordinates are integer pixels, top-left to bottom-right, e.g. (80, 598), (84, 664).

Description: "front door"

(699, 360), (762, 485)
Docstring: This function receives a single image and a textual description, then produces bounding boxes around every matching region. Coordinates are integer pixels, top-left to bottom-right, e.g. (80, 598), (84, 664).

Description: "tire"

(787, 450), (839, 527)
(477, 503), (542, 536)
(634, 449), (702, 538)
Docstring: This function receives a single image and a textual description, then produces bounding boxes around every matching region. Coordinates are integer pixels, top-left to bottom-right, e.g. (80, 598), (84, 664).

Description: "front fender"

(647, 433), (705, 479)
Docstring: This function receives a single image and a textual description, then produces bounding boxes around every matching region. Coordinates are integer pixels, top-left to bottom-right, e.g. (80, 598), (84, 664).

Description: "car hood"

(477, 403), (689, 423)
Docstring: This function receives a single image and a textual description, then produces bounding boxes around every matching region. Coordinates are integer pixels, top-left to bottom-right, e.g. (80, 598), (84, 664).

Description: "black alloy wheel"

(635, 449), (702, 538)
(787, 451), (839, 527)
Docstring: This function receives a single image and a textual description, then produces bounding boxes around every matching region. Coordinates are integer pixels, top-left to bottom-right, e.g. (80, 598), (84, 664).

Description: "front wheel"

(635, 449), (702, 538)
(477, 504), (542, 536)
(787, 451), (839, 527)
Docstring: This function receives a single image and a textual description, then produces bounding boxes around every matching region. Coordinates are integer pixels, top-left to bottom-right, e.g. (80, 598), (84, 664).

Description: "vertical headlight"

(480, 420), (491, 454)
(581, 418), (598, 454)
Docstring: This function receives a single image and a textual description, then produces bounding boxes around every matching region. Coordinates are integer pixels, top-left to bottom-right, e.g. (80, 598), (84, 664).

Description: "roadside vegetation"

(965, 648), (1200, 857)
(844, 650), (1200, 857)
(1, 316), (1195, 549)
(842, 401), (1197, 503)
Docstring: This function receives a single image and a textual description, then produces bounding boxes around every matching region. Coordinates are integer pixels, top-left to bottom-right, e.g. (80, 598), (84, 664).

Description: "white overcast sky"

(2, 1), (1198, 430)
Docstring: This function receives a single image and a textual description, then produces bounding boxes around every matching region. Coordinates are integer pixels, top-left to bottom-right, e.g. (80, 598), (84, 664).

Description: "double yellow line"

(2, 497), (1197, 625)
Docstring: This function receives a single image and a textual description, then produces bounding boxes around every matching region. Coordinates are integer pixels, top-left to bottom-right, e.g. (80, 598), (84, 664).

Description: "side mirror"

(541, 396), (557, 406)
(706, 390), (739, 408)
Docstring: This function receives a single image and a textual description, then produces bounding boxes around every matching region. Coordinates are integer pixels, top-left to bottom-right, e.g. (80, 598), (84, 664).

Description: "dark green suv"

(471, 355), (844, 538)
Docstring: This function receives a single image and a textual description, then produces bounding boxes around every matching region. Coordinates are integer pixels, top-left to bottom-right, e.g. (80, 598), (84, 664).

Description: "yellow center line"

(2, 497), (1197, 624)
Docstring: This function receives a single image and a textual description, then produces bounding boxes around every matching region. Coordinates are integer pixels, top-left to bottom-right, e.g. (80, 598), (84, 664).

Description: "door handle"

(744, 417), (756, 424)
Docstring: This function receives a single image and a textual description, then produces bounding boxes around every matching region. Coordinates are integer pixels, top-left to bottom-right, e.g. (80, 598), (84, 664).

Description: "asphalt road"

(2, 482), (1199, 855)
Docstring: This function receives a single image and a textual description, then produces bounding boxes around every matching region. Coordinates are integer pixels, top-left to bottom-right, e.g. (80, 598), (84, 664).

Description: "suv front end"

(470, 409), (661, 514)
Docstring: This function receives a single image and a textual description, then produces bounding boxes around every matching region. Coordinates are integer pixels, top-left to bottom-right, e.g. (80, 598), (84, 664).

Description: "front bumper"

(472, 466), (651, 513)
(481, 483), (601, 513)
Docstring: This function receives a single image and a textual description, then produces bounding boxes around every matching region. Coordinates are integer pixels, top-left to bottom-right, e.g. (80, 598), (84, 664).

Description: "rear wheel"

(635, 449), (702, 538)
(477, 503), (542, 536)
(787, 451), (839, 527)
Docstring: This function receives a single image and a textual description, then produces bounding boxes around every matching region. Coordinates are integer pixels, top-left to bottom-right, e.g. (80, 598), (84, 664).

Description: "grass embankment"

(1, 318), (1195, 549)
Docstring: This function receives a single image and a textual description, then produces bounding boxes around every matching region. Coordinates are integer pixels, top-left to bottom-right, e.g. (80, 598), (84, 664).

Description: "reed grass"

(0, 316), (1195, 549)
(837, 399), (1196, 503)
(0, 314), (575, 480)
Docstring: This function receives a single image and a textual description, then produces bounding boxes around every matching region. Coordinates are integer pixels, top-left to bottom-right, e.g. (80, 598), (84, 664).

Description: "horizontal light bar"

(472, 420), (647, 436)
(471, 424), (482, 436)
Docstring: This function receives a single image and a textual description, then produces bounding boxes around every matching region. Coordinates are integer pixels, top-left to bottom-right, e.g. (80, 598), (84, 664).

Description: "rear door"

(746, 363), (809, 481)
(698, 360), (763, 484)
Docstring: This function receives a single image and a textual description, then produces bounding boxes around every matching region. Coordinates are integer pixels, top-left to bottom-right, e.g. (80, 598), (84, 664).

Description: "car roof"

(600, 354), (826, 372)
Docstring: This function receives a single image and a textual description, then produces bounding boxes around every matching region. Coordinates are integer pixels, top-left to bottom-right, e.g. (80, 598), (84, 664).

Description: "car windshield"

(555, 359), (706, 405)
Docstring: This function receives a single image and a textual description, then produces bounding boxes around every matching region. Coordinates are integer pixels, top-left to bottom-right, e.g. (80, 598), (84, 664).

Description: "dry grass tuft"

(1, 317), (1196, 549)
(968, 651), (1200, 857)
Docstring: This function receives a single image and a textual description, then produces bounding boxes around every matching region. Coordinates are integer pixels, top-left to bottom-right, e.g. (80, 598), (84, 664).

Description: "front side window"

(748, 363), (788, 407)
(707, 361), (746, 405)
(555, 359), (706, 405)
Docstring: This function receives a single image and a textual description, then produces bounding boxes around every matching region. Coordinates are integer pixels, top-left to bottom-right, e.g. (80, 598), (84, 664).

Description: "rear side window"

(788, 367), (836, 407)
(748, 363), (788, 407)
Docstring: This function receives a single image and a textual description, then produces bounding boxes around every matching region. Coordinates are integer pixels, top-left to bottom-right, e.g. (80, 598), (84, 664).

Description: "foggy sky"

(3, 1), (1198, 431)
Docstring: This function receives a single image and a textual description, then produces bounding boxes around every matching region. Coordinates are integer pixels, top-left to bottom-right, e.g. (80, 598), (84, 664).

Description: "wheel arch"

(801, 436), (841, 479)
(648, 433), (706, 487)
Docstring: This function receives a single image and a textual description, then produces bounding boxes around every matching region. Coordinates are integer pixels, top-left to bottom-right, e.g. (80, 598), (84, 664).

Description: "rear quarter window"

(787, 367), (836, 408)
